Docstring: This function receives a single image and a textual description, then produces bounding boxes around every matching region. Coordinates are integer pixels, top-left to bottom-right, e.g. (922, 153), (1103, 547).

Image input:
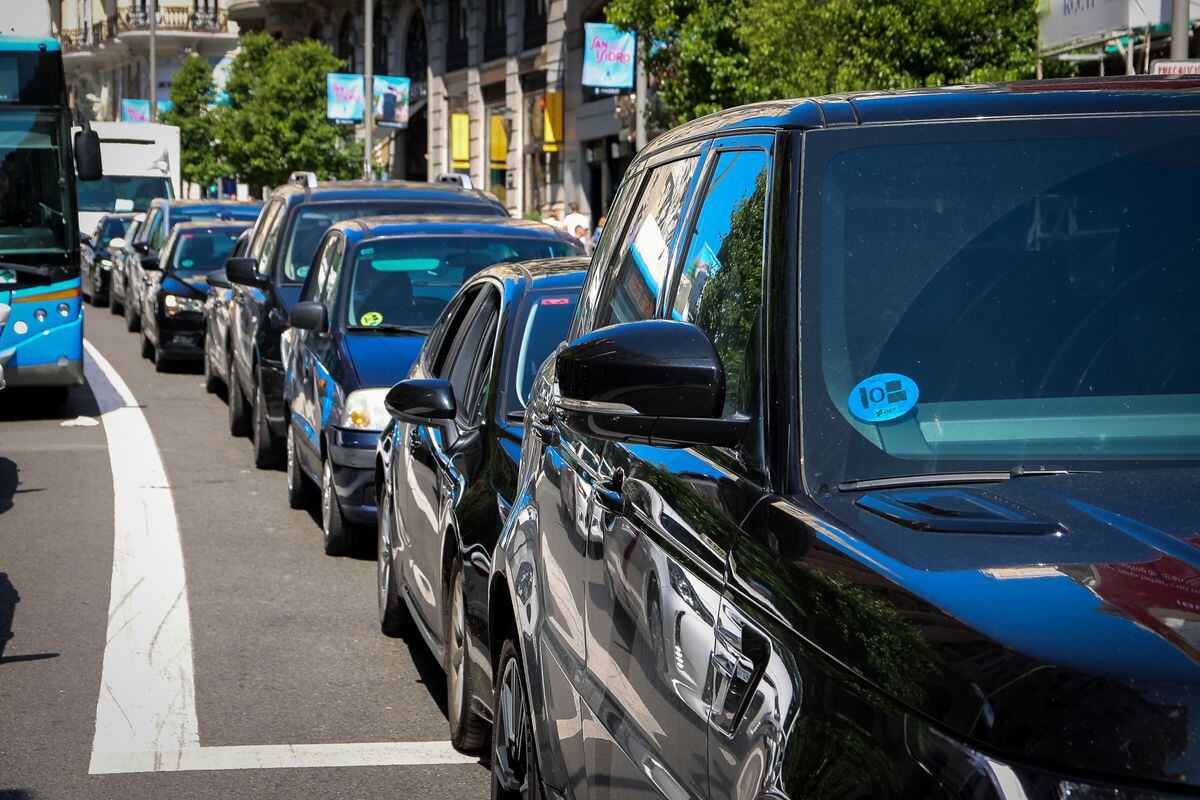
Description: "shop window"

(487, 108), (509, 205)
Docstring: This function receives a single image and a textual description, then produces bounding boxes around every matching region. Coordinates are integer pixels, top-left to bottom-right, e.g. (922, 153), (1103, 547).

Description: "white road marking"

(84, 340), (477, 774)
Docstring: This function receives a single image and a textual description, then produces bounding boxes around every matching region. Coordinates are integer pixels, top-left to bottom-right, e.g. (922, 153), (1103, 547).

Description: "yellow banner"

(451, 112), (470, 167)
(543, 91), (562, 153)
(489, 115), (507, 168)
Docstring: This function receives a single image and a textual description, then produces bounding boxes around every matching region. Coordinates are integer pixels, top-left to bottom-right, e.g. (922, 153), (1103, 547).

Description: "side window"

(594, 156), (701, 330)
(150, 211), (168, 250)
(303, 234), (339, 303)
(249, 199), (283, 259)
(572, 172), (641, 337)
(428, 287), (481, 375)
(671, 148), (770, 418)
(258, 206), (289, 277)
(442, 290), (499, 418)
(316, 235), (345, 307)
(138, 210), (159, 244)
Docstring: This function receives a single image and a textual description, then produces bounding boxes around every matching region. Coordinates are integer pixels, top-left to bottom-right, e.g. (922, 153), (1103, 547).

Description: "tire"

(446, 558), (488, 754)
(109, 289), (123, 315)
(286, 424), (313, 509)
(227, 358), (251, 437)
(124, 291), (140, 332)
(81, 272), (92, 304)
(491, 638), (541, 800)
(90, 271), (107, 307)
(321, 455), (349, 556)
(153, 351), (170, 373)
(377, 480), (410, 637)
(140, 327), (154, 360)
(203, 345), (221, 394)
(252, 380), (283, 469)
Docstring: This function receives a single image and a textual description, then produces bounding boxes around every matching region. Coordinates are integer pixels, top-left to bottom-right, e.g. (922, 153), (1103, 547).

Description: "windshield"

(508, 290), (580, 412)
(0, 110), (70, 256)
(96, 217), (128, 247)
(168, 227), (246, 276)
(77, 176), (171, 213)
(346, 235), (578, 330)
(281, 201), (505, 284)
(800, 117), (1200, 490)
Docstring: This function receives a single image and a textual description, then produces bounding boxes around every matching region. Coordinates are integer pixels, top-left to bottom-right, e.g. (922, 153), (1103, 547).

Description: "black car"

(80, 212), (134, 306)
(284, 218), (581, 554)
(489, 78), (1200, 800)
(201, 228), (251, 394)
(223, 173), (508, 470)
(376, 256), (587, 752)
(119, 198), (262, 332)
(137, 222), (251, 371)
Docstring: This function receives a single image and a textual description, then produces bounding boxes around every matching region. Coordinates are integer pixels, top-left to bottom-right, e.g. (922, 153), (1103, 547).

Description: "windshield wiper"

(346, 324), (429, 335)
(837, 466), (1089, 493)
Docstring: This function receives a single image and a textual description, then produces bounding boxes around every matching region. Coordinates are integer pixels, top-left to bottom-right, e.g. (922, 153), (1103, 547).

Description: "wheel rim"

(286, 428), (296, 492)
(448, 568), (466, 726)
(494, 657), (530, 793)
(377, 491), (391, 621)
(322, 460), (334, 537)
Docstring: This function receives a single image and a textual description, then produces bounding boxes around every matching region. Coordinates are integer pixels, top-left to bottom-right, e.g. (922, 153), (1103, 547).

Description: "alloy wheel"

(448, 568), (466, 728)
(493, 655), (531, 794)
(377, 492), (391, 623)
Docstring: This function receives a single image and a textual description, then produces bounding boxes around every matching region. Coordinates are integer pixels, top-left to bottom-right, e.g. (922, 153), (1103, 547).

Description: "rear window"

(507, 290), (581, 412)
(169, 227), (247, 275)
(173, 205), (261, 226)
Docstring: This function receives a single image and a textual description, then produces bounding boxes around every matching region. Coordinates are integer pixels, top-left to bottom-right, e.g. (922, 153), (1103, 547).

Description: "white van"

(72, 122), (181, 234)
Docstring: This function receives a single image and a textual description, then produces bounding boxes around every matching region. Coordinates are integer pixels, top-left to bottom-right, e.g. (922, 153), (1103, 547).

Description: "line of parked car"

(78, 78), (1200, 800)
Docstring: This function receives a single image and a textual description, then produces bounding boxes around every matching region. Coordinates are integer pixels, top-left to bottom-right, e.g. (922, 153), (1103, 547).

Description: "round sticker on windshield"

(848, 373), (919, 424)
(360, 311), (383, 326)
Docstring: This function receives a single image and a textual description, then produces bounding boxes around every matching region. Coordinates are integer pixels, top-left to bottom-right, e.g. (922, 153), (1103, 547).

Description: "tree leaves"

(161, 55), (220, 188)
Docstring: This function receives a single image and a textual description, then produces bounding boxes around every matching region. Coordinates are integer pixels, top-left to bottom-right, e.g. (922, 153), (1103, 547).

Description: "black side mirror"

(289, 301), (328, 332)
(225, 256), (266, 289)
(206, 269), (231, 289)
(385, 378), (457, 424)
(132, 241), (151, 255)
(555, 320), (748, 448)
(141, 254), (161, 271)
(80, 232), (93, 246)
(74, 126), (103, 182)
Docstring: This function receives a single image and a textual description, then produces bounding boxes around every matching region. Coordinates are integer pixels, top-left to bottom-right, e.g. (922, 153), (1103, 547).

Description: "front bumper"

(328, 426), (381, 524)
(0, 309), (85, 388)
(154, 311), (205, 360)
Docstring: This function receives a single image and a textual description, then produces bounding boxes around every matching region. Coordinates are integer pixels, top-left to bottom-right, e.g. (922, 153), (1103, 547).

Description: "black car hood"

(799, 466), (1200, 790)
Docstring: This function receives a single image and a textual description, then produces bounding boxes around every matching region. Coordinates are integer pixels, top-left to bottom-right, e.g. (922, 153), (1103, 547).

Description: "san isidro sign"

(1039, 0), (1200, 51)
(582, 23), (635, 96)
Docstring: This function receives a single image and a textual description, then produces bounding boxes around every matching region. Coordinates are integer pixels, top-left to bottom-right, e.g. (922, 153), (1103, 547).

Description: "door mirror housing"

(206, 269), (231, 289)
(289, 300), (328, 332)
(132, 241), (151, 255)
(141, 254), (161, 271)
(108, 236), (126, 252)
(555, 320), (748, 448)
(73, 127), (103, 182)
(384, 378), (457, 424)
(225, 256), (266, 289)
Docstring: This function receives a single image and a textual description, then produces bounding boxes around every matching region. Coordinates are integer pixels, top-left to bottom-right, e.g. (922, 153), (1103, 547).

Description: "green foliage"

(216, 32), (362, 190)
(161, 54), (220, 188)
(606, 0), (1045, 126)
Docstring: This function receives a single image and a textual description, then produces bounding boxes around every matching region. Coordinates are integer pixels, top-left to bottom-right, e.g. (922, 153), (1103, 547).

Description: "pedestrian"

(591, 215), (606, 248)
(573, 224), (592, 254)
(563, 202), (590, 241)
(542, 206), (565, 231)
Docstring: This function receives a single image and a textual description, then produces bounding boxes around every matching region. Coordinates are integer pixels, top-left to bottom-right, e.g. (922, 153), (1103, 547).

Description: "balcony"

(60, 7), (231, 53)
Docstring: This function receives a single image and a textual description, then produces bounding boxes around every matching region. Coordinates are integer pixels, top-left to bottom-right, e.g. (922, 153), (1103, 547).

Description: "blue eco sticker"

(848, 373), (919, 424)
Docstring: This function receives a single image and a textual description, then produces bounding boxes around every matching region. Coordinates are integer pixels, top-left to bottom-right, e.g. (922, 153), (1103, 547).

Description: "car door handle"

(269, 307), (289, 328)
(531, 415), (559, 446)
(408, 426), (423, 453)
(711, 619), (771, 735)
(592, 475), (626, 517)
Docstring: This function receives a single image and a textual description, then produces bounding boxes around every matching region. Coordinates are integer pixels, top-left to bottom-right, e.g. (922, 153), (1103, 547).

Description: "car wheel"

(227, 358), (251, 437)
(322, 456), (349, 556)
(91, 271), (107, 307)
(81, 273), (92, 303)
(447, 557), (488, 753)
(252, 381), (283, 469)
(286, 424), (312, 509)
(140, 326), (154, 360)
(124, 291), (139, 332)
(377, 480), (410, 637)
(109, 286), (123, 315)
(491, 638), (540, 800)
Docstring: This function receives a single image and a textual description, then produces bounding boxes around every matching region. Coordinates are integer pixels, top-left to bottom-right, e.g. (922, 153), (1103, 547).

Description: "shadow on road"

(401, 625), (450, 719)
(0, 572), (58, 668)
(0, 383), (101, 423)
(0, 458), (16, 515)
(0, 790), (37, 799)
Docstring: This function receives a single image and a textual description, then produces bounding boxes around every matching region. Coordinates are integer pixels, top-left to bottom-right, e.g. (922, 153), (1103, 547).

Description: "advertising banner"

(373, 75), (411, 128)
(582, 22), (635, 92)
(327, 73), (364, 123)
(121, 98), (152, 123)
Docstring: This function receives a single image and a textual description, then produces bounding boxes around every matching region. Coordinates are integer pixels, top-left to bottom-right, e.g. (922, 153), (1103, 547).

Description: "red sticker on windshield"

(541, 297), (571, 306)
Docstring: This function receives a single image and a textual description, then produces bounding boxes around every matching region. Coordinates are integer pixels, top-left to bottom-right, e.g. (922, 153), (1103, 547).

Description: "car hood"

(341, 333), (425, 389)
(160, 273), (209, 297)
(797, 466), (1200, 790)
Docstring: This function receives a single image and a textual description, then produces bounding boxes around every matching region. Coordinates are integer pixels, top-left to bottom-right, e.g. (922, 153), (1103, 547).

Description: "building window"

(446, 0), (468, 71)
(373, 7), (389, 75)
(484, 0), (507, 61)
(338, 13), (358, 73)
(523, 0), (546, 50)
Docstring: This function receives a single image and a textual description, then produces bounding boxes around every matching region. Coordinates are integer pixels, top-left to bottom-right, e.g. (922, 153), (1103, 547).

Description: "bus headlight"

(163, 294), (204, 316)
(342, 388), (389, 432)
(33, 309), (46, 322)
(57, 303), (70, 317)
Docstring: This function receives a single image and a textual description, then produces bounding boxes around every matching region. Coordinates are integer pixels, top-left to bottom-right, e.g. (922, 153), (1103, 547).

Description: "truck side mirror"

(74, 126), (103, 182)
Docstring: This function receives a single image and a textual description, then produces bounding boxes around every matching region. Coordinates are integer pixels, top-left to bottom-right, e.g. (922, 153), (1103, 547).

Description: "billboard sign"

(582, 23), (635, 93)
(327, 73), (364, 123)
(1152, 59), (1200, 74)
(373, 75), (411, 128)
(121, 98), (151, 123)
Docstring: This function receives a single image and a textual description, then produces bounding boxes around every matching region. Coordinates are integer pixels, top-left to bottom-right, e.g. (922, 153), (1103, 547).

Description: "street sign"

(1152, 59), (1200, 74)
(373, 76), (411, 128)
(327, 73), (364, 123)
(582, 22), (635, 93)
(121, 98), (151, 123)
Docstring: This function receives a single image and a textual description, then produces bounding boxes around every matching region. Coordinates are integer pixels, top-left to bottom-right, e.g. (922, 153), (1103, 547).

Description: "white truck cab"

(71, 122), (180, 235)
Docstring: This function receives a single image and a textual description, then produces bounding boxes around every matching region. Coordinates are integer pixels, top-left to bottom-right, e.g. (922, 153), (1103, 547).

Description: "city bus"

(0, 35), (102, 399)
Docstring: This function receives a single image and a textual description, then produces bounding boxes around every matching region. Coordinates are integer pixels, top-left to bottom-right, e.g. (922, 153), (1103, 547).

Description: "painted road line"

(84, 340), (476, 774)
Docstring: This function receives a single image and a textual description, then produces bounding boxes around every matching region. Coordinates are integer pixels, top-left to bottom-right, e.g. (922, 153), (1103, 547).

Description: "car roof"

(336, 215), (570, 240)
(471, 256), (591, 291)
(269, 179), (505, 209)
(643, 75), (1200, 155)
(171, 220), (253, 232)
(153, 198), (263, 208)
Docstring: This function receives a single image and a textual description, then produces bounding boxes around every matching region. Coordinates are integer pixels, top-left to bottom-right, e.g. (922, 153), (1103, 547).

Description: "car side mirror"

(141, 254), (161, 271)
(132, 241), (151, 255)
(80, 232), (93, 246)
(74, 126), (103, 182)
(384, 378), (457, 424)
(206, 269), (231, 289)
(554, 320), (748, 448)
(289, 301), (328, 332)
(225, 256), (266, 289)
(108, 237), (126, 251)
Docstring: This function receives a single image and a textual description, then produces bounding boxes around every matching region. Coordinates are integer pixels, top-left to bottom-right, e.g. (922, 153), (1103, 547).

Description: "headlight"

(341, 388), (390, 432)
(98, 258), (113, 270)
(910, 723), (1180, 799)
(163, 294), (204, 316)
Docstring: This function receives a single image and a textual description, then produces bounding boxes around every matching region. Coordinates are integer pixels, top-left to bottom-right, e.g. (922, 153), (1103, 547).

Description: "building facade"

(232, 0), (636, 220)
(55, 1), (240, 123)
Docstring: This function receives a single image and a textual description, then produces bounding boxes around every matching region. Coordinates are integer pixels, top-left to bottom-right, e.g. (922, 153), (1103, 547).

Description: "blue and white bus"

(0, 36), (100, 399)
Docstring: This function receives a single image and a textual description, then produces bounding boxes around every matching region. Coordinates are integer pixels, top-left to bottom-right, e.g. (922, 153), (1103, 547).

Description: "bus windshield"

(77, 175), (172, 213)
(0, 109), (69, 257)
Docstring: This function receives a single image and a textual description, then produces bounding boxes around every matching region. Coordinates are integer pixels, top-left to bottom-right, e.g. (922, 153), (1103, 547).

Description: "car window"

(303, 234), (338, 303)
(138, 209), (158, 243)
(150, 210), (168, 250)
(316, 235), (345, 308)
(427, 286), (481, 375)
(250, 199), (283, 260)
(672, 148), (770, 418)
(442, 289), (499, 422)
(258, 205), (288, 278)
(170, 227), (246, 275)
(572, 173), (641, 338)
(593, 156), (701, 329)
(508, 290), (581, 413)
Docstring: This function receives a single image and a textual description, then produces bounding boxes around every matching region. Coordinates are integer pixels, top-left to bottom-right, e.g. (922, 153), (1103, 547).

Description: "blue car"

(283, 215), (582, 555)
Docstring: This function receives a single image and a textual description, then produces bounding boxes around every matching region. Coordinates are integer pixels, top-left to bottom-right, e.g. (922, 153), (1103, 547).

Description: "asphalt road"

(0, 304), (489, 798)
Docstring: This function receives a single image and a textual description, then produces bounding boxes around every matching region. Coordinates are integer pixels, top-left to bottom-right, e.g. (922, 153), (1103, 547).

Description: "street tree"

(161, 53), (221, 191)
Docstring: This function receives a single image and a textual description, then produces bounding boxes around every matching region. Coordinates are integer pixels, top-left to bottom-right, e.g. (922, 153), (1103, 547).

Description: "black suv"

(223, 173), (507, 469)
(490, 77), (1200, 800)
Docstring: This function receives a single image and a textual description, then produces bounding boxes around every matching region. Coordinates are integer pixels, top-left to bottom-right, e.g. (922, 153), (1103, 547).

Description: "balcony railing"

(60, 7), (229, 52)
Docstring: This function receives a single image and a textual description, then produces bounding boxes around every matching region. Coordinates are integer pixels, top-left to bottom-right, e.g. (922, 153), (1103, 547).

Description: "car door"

(305, 233), (346, 464)
(130, 207), (160, 307)
(289, 231), (340, 473)
(403, 286), (500, 643)
(234, 200), (286, 383)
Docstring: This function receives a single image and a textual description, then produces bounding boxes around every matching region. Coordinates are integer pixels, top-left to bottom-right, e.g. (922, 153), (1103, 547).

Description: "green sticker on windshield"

(182, 259), (194, 267)
(360, 311), (383, 326)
